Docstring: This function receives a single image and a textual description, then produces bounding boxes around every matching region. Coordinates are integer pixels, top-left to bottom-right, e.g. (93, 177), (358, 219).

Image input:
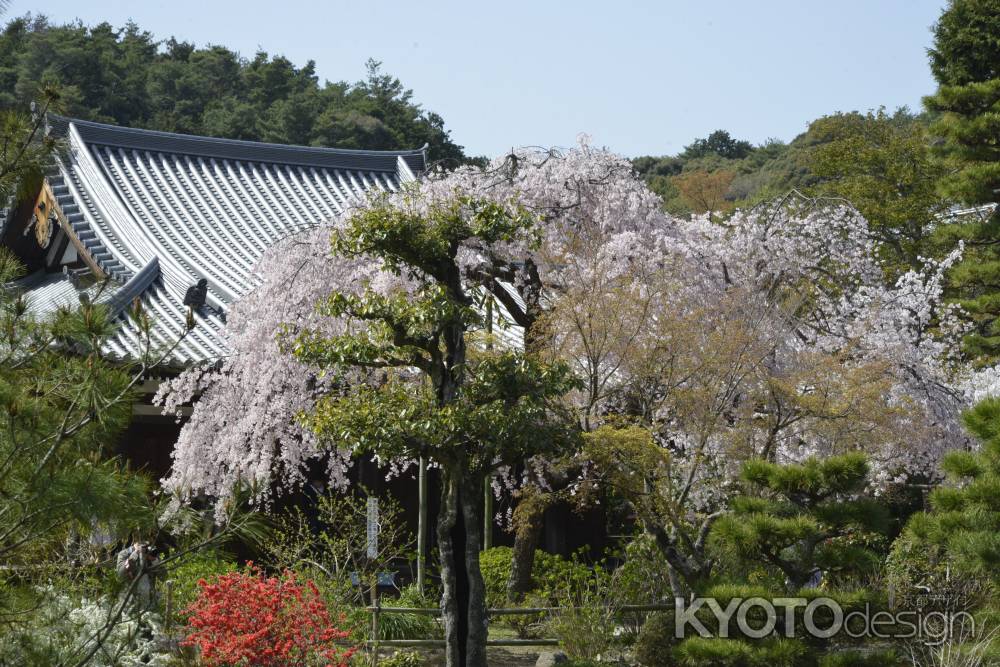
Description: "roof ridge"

(47, 114), (428, 174)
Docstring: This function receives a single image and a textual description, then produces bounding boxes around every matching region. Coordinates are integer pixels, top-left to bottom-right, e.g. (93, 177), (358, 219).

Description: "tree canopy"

(680, 129), (755, 161)
(631, 110), (943, 234)
(809, 108), (948, 278)
(632, 123), (845, 216)
(714, 453), (889, 591)
(923, 0), (1000, 360)
(159, 143), (979, 607)
(0, 16), (470, 165)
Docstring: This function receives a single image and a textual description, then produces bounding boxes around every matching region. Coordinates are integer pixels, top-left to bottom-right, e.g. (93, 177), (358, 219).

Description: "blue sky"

(15, 0), (945, 158)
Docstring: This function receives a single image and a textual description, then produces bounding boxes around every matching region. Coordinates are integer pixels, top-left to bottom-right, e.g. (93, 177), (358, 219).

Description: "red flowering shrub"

(181, 564), (355, 667)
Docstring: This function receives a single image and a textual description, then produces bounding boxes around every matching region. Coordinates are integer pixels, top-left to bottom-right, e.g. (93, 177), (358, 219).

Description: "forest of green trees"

(0, 15), (470, 165)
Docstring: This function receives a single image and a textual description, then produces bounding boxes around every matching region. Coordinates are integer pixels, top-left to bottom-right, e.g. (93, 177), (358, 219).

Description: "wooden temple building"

(1, 116), (606, 563)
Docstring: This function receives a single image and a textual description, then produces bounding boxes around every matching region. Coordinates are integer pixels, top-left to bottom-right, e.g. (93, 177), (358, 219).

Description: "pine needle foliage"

(713, 453), (889, 590)
(906, 397), (1000, 582)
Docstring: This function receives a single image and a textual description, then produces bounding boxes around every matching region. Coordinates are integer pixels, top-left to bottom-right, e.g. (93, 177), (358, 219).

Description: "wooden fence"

(365, 602), (673, 651)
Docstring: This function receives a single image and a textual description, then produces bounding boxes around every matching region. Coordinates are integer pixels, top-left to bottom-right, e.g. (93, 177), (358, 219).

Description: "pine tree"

(638, 454), (896, 667)
(924, 0), (1000, 359)
(713, 453), (889, 591)
(0, 246), (154, 567)
(0, 86), (159, 627)
(907, 397), (1000, 581)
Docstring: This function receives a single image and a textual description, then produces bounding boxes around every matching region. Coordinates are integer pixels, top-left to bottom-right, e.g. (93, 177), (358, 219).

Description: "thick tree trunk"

(438, 466), (488, 667)
(460, 472), (488, 665)
(645, 521), (711, 596)
(667, 564), (685, 600)
(501, 269), (551, 604)
(507, 461), (580, 602)
(506, 489), (547, 602)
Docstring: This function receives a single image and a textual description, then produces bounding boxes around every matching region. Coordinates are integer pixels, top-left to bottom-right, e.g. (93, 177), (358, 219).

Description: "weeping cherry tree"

(288, 192), (579, 667)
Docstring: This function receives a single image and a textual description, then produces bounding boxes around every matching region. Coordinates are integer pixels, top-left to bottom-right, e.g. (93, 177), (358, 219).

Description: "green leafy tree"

(924, 0), (1000, 358)
(899, 398), (1000, 663)
(0, 17), (469, 164)
(633, 129), (829, 215)
(681, 130), (755, 161)
(925, 0), (1000, 206)
(292, 194), (579, 667)
(809, 109), (949, 277)
(713, 453), (889, 591)
(582, 426), (721, 596)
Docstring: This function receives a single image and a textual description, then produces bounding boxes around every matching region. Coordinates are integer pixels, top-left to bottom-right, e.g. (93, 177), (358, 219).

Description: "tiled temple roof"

(18, 116), (426, 366)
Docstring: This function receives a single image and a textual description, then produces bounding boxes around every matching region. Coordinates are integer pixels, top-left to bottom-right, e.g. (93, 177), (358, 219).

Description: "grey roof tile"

(16, 116), (427, 366)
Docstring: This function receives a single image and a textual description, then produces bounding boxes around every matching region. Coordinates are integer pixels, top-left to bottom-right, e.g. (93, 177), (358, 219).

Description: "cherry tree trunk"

(506, 493), (545, 602)
(438, 465), (488, 667)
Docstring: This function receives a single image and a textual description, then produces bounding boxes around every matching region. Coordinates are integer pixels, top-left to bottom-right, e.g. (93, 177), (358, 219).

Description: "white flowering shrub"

(0, 586), (171, 667)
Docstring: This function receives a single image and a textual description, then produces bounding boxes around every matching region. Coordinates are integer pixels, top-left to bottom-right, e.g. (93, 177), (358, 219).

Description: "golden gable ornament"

(32, 184), (58, 249)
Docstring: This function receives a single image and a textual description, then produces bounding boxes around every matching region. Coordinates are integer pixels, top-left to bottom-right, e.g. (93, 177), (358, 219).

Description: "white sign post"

(366, 496), (379, 559)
